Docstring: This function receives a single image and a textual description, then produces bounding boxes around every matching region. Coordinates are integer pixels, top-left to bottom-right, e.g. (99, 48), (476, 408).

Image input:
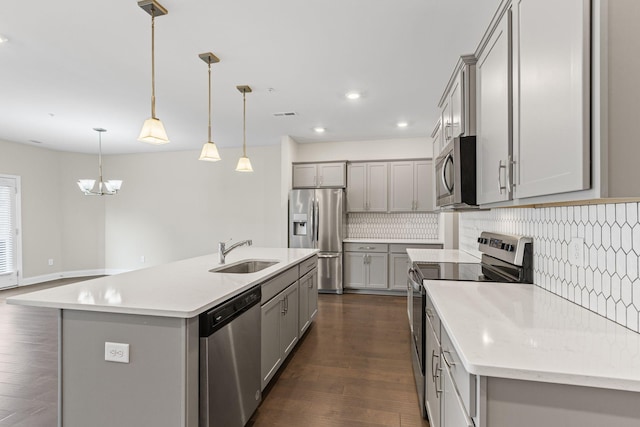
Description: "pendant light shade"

(77, 128), (123, 196)
(235, 85), (253, 172)
(198, 52), (221, 162)
(137, 0), (169, 144)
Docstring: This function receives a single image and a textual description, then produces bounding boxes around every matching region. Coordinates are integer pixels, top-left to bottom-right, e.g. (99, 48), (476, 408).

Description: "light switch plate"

(569, 237), (584, 267)
(105, 342), (130, 363)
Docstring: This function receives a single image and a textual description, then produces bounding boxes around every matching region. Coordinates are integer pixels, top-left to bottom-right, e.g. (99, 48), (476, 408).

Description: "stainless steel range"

(408, 232), (533, 419)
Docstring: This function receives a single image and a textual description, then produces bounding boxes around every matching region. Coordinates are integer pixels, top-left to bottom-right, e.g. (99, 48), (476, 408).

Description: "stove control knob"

(506, 244), (515, 252)
(477, 237), (483, 243)
(500, 243), (506, 250)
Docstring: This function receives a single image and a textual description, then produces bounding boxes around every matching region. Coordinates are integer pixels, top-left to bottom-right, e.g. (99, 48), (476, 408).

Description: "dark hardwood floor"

(0, 281), (427, 427)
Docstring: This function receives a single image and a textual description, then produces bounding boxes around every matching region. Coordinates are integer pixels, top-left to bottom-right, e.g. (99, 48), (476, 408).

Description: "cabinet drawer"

(441, 328), (476, 417)
(299, 255), (318, 277)
(389, 243), (443, 253)
(343, 243), (388, 253)
(261, 266), (299, 305)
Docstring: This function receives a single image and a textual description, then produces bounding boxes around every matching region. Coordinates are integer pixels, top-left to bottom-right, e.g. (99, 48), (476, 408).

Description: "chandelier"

(77, 128), (122, 196)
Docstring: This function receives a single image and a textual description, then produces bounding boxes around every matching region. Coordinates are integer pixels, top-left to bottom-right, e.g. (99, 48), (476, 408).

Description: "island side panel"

(60, 310), (198, 427)
(484, 377), (640, 427)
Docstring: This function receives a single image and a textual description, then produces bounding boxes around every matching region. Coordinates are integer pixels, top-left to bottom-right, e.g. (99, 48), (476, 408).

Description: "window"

(0, 176), (19, 289)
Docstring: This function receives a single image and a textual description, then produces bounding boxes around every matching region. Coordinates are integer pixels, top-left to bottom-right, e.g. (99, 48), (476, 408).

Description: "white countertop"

(407, 248), (480, 263)
(426, 280), (640, 392)
(7, 247), (318, 318)
(343, 238), (444, 245)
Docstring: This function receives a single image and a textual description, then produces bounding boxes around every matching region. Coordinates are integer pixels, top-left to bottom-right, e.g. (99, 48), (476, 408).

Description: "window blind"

(0, 178), (16, 284)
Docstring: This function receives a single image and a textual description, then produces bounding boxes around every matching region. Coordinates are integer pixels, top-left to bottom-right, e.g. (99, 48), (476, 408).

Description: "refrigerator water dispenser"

(292, 214), (308, 236)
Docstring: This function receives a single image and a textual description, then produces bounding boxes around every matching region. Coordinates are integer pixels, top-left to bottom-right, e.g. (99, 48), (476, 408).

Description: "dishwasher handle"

(200, 286), (261, 336)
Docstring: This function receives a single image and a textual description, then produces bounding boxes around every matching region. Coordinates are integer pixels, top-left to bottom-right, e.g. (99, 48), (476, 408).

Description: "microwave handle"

(442, 154), (454, 194)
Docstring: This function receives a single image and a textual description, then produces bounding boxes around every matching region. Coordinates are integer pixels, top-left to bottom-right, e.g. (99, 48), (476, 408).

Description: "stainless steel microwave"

(434, 136), (477, 209)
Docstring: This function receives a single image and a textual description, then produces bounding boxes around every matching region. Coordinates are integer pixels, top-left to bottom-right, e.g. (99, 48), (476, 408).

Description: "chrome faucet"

(218, 239), (252, 264)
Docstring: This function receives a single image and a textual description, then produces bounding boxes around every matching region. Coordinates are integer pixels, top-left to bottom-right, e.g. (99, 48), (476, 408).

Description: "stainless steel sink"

(209, 259), (279, 274)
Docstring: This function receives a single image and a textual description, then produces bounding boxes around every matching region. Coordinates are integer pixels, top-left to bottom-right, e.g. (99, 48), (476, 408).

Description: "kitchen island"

(7, 247), (318, 427)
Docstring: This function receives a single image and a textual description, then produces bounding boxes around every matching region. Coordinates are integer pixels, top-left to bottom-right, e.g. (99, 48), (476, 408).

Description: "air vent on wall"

(273, 112), (297, 117)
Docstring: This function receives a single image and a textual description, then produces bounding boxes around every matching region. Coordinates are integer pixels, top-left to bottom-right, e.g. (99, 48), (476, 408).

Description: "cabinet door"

(298, 270), (317, 335)
(389, 161), (415, 212)
(450, 71), (464, 139)
(346, 163), (366, 212)
(476, 9), (512, 204)
(344, 252), (366, 289)
(426, 322), (441, 427)
(292, 164), (318, 188)
(415, 160), (434, 212)
(366, 253), (388, 289)
(298, 274), (310, 334)
(318, 163), (346, 188)
(514, 0), (590, 199)
(261, 295), (284, 389)
(281, 282), (299, 358)
(308, 271), (318, 323)
(366, 163), (388, 212)
(433, 122), (443, 158)
(441, 99), (453, 147)
(442, 367), (474, 427)
(389, 253), (410, 290)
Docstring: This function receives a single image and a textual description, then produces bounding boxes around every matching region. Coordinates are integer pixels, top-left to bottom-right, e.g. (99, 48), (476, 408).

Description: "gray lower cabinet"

(344, 251), (388, 289)
(425, 310), (442, 427)
(261, 281), (299, 389)
(298, 268), (318, 335)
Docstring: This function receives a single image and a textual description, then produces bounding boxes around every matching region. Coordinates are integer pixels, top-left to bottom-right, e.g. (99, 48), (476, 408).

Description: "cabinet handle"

(281, 299), (286, 315)
(319, 175), (323, 186)
(442, 350), (456, 367)
(285, 295), (289, 314)
(498, 160), (507, 194)
(507, 154), (515, 194)
(358, 246), (375, 250)
(435, 365), (443, 397)
(431, 350), (439, 381)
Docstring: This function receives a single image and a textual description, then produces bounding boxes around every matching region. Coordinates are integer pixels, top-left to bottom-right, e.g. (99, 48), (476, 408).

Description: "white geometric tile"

(627, 203), (638, 226)
(621, 276), (632, 306)
(616, 203), (626, 226)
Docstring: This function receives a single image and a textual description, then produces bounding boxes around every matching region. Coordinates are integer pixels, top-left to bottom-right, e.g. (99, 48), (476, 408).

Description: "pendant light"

(198, 52), (221, 161)
(77, 128), (123, 196)
(137, 0), (169, 144)
(235, 85), (253, 172)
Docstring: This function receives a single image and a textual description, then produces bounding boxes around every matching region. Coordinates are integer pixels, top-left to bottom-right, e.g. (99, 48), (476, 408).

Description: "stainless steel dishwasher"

(200, 286), (262, 427)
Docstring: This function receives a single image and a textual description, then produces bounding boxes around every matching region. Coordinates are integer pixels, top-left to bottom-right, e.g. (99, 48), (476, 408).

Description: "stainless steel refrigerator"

(289, 188), (345, 294)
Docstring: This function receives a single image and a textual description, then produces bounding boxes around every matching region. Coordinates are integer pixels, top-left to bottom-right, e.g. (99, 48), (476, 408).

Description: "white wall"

(0, 139), (284, 281)
(104, 145), (283, 271)
(292, 137), (432, 162)
(0, 140), (105, 282)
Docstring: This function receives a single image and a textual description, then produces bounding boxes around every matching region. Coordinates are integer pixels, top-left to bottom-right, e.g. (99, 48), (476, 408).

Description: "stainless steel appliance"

(289, 188), (345, 294)
(409, 232), (533, 420)
(200, 286), (261, 427)
(435, 135), (477, 209)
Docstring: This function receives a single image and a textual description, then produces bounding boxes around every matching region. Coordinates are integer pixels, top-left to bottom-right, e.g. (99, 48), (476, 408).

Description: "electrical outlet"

(48, 259), (54, 266)
(105, 342), (130, 363)
(569, 238), (584, 267)
(140, 255), (145, 263)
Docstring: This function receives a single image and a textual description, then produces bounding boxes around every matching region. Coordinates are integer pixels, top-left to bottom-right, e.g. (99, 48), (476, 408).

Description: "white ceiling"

(0, 0), (500, 154)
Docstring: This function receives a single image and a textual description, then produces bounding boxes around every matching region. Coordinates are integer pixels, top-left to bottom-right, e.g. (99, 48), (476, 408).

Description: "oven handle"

(408, 267), (422, 292)
(442, 153), (454, 194)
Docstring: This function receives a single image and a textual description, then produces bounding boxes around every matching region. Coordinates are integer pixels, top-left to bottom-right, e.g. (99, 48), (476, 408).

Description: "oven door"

(409, 266), (427, 417)
(435, 146), (456, 208)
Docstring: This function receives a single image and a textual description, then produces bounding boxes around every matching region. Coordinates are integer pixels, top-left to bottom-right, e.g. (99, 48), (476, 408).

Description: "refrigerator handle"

(314, 200), (320, 244)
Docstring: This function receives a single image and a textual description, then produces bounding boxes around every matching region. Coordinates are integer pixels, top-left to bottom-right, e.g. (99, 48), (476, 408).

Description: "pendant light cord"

(151, 7), (156, 119)
(98, 130), (104, 186)
(242, 90), (246, 157)
(208, 60), (212, 142)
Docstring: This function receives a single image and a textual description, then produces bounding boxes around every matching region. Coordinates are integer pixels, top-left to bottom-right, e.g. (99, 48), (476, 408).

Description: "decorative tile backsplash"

(347, 212), (440, 240)
(459, 203), (640, 333)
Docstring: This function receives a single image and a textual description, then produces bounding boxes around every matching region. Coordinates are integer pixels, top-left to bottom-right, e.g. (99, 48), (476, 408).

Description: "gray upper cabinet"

(439, 55), (477, 145)
(512, 0), (590, 199)
(347, 162), (388, 212)
(476, 8), (512, 205)
(292, 162), (346, 188)
(389, 160), (434, 212)
(476, 0), (590, 205)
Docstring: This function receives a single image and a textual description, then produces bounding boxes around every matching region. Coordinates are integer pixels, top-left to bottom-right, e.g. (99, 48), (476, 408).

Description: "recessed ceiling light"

(345, 91), (361, 100)
(0, 35), (8, 44)
(397, 121), (408, 128)
(313, 127), (326, 133)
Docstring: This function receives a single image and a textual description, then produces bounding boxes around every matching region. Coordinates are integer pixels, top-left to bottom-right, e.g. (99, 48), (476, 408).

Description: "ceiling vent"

(273, 112), (297, 117)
